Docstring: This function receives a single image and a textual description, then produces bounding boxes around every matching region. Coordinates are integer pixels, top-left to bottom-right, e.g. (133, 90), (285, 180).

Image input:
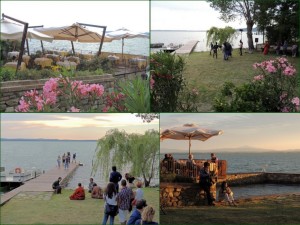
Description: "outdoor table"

(22, 55), (31, 66)
(7, 51), (19, 59)
(57, 61), (77, 70)
(34, 58), (53, 68)
(45, 54), (60, 62)
(129, 58), (147, 70)
(4, 62), (26, 71)
(67, 56), (80, 64)
(108, 55), (120, 66)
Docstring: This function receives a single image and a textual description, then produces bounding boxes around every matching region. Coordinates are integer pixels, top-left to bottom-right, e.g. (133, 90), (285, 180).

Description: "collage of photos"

(0, 1), (299, 225)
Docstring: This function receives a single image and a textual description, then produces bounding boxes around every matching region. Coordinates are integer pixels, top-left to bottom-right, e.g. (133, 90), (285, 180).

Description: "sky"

(1, 114), (159, 140)
(1, 1), (149, 32)
(160, 114), (300, 152)
(151, 1), (246, 30)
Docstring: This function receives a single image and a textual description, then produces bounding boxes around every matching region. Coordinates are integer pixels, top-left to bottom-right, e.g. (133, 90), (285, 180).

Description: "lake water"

(27, 37), (149, 56)
(161, 152), (300, 174)
(151, 30), (264, 52)
(1, 140), (158, 189)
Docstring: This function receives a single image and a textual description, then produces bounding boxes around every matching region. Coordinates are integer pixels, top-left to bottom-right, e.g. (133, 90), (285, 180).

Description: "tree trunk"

(247, 20), (255, 51)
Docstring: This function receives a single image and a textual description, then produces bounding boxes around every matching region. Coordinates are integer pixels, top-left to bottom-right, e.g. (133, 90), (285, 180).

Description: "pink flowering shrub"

(102, 92), (126, 112)
(16, 76), (105, 112)
(214, 57), (299, 112)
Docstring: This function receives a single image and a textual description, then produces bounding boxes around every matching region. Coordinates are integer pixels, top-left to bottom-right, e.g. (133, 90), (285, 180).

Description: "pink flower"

(16, 97), (30, 112)
(25, 89), (38, 97)
(150, 77), (155, 90)
(291, 97), (300, 106)
(280, 93), (287, 101)
(88, 84), (104, 97)
(44, 91), (57, 105)
(43, 78), (58, 93)
(35, 96), (44, 111)
(266, 64), (277, 73)
(253, 75), (264, 81)
(281, 107), (290, 112)
(102, 106), (109, 112)
(70, 106), (80, 112)
(283, 66), (296, 76)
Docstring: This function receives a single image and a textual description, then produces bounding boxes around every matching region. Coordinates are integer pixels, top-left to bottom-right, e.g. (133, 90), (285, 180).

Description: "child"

(219, 181), (237, 206)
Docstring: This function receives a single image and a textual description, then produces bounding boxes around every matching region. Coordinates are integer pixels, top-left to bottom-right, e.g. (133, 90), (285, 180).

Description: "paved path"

(0, 163), (79, 205)
(174, 40), (199, 55)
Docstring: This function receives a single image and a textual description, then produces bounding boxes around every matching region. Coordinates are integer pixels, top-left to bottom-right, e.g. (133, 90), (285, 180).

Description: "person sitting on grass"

(219, 181), (237, 206)
(141, 206), (158, 225)
(70, 183), (85, 200)
(52, 177), (62, 194)
(88, 177), (96, 193)
(127, 199), (147, 225)
(91, 183), (103, 199)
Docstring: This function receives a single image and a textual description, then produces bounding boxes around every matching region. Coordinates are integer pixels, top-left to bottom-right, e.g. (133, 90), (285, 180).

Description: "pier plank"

(0, 163), (79, 205)
(174, 40), (199, 55)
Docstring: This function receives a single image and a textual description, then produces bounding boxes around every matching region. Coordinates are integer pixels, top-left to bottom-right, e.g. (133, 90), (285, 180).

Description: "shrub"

(150, 52), (186, 112)
(77, 57), (110, 72)
(0, 67), (16, 81)
(214, 57), (299, 112)
(177, 84), (202, 112)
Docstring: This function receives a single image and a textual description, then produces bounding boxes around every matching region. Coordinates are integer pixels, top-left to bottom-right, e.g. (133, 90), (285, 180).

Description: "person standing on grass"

(117, 180), (134, 225)
(199, 162), (215, 206)
(102, 182), (118, 225)
(239, 40), (243, 56)
(57, 155), (61, 168)
(263, 41), (270, 55)
(110, 166), (122, 193)
(213, 42), (218, 59)
(210, 42), (214, 55)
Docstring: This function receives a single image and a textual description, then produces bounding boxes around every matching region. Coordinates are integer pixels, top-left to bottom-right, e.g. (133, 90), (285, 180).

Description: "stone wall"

(160, 182), (217, 207)
(265, 173), (300, 184)
(0, 74), (115, 112)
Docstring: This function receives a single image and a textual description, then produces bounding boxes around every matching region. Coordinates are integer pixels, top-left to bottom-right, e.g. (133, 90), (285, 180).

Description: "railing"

(160, 159), (227, 181)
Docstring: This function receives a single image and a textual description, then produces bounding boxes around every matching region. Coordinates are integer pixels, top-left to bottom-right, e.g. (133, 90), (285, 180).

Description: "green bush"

(77, 57), (110, 72)
(150, 52), (186, 112)
(0, 67), (16, 81)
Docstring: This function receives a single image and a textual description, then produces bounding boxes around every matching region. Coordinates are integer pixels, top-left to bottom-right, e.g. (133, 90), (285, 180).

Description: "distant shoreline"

(1, 138), (97, 142)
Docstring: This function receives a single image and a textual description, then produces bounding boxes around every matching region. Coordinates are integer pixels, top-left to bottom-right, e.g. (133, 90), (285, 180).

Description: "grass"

(183, 50), (300, 111)
(160, 193), (300, 224)
(0, 187), (159, 224)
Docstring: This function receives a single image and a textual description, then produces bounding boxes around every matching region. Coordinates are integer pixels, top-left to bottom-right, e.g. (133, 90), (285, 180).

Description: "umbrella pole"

(26, 39), (30, 55)
(40, 40), (44, 55)
(122, 37), (124, 64)
(71, 41), (75, 55)
(189, 138), (191, 156)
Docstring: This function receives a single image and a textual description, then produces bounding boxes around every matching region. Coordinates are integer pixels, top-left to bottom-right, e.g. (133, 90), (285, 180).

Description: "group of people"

(57, 152), (77, 170)
(52, 166), (158, 225)
(263, 40), (298, 57)
(210, 41), (234, 60)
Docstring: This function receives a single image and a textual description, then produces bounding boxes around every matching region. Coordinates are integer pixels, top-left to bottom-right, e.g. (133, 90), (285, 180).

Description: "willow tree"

(92, 129), (159, 187)
(208, 0), (259, 50)
(206, 26), (237, 47)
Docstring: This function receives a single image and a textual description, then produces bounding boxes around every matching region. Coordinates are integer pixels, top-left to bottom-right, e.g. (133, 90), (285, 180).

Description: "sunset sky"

(1, 114), (159, 140)
(160, 114), (300, 152)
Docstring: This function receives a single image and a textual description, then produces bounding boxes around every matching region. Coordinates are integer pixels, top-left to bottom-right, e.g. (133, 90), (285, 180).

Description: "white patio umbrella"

(106, 27), (149, 60)
(1, 19), (53, 42)
(35, 23), (112, 54)
(35, 23), (112, 43)
(160, 123), (223, 155)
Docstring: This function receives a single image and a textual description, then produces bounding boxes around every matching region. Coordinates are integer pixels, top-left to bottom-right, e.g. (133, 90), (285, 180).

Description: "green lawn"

(161, 194), (300, 224)
(0, 187), (159, 224)
(183, 50), (300, 111)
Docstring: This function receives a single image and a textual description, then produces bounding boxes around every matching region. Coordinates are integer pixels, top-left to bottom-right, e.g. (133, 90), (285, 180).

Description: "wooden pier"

(0, 163), (79, 205)
(174, 40), (199, 55)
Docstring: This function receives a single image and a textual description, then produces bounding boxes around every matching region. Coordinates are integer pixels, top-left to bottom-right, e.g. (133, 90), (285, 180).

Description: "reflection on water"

(217, 184), (300, 199)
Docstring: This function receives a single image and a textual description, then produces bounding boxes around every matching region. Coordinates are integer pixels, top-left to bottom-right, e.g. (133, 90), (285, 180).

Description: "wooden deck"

(174, 40), (199, 55)
(0, 163), (79, 205)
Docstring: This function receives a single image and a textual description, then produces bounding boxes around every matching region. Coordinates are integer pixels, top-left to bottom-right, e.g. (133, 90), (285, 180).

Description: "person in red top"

(263, 41), (270, 55)
(70, 183), (85, 200)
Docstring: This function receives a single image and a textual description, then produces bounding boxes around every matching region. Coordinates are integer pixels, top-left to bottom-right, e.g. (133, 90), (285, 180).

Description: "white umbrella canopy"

(35, 23), (112, 43)
(1, 19), (54, 42)
(106, 27), (149, 59)
(160, 123), (223, 155)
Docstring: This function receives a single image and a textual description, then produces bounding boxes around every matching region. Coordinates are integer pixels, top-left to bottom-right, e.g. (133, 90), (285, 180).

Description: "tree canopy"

(255, 0), (299, 44)
(92, 129), (159, 187)
(208, 0), (259, 50)
(206, 26), (237, 47)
